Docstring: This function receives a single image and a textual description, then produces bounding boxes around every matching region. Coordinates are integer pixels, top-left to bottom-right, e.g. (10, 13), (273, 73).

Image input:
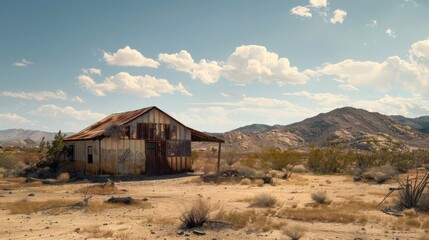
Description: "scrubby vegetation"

(250, 193), (277, 208)
(180, 199), (211, 228)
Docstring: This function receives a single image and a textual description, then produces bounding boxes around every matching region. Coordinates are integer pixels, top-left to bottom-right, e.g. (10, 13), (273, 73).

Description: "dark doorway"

(146, 142), (157, 174)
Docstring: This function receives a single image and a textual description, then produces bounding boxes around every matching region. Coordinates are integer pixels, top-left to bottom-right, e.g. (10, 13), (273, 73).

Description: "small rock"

(185, 233), (190, 236)
(193, 230), (206, 236)
(28, 193), (35, 197)
(150, 230), (156, 234)
(74, 228), (80, 233)
(143, 197), (148, 201)
(177, 230), (184, 235)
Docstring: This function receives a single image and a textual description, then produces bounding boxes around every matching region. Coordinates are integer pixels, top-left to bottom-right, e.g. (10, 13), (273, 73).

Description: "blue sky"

(1, 0), (429, 133)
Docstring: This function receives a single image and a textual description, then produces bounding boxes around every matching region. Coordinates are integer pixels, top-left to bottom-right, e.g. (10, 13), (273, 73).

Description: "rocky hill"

(0, 129), (56, 147)
(210, 107), (429, 152)
(391, 115), (429, 134)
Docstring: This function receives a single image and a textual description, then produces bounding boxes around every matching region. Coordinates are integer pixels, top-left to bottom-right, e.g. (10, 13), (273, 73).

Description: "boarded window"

(66, 145), (75, 162)
(88, 146), (93, 164)
(137, 123), (142, 139)
(166, 140), (191, 157)
(125, 126), (130, 139)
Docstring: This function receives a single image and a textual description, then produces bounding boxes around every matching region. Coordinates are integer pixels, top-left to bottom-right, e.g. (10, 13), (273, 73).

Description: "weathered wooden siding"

(128, 108), (191, 141)
(64, 140), (99, 174)
(99, 138), (145, 175)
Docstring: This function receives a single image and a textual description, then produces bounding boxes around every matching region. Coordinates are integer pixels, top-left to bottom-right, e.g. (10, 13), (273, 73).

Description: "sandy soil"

(0, 172), (427, 240)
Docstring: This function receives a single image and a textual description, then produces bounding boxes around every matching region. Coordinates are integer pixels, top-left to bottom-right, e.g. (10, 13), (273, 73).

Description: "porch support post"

(217, 142), (221, 176)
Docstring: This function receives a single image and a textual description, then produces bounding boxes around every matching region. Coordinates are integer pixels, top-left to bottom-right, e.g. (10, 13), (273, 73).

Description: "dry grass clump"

(180, 199), (210, 228)
(238, 166), (257, 178)
(250, 193), (277, 208)
(282, 224), (307, 240)
(363, 165), (397, 184)
(77, 183), (118, 195)
(311, 191), (328, 204)
(214, 209), (279, 232)
(56, 172), (70, 181)
(254, 179), (265, 187)
(81, 226), (114, 238)
(277, 200), (376, 224)
(85, 199), (151, 213)
(0, 179), (43, 190)
(2, 199), (77, 214)
(240, 178), (251, 185)
(292, 164), (308, 173)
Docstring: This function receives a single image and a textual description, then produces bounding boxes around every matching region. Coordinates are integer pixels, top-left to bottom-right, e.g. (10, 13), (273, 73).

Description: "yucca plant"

(378, 169), (429, 209)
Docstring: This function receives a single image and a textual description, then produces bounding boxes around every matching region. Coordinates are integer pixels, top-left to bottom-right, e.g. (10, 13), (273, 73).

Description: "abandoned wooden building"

(63, 106), (224, 175)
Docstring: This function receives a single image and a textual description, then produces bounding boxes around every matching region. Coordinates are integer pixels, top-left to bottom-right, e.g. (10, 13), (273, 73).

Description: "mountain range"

(1, 107), (429, 151)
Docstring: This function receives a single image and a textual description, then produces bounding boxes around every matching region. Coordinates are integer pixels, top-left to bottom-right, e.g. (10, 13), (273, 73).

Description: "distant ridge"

(0, 129), (57, 147)
(204, 107), (429, 152)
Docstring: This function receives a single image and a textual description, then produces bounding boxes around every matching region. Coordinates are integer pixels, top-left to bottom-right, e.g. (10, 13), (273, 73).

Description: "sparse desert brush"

(2, 198), (77, 214)
(240, 178), (251, 185)
(277, 200), (373, 225)
(56, 172), (70, 181)
(292, 164), (308, 173)
(77, 183), (117, 195)
(363, 165), (397, 184)
(81, 226), (114, 238)
(311, 191), (328, 204)
(250, 193), (277, 208)
(180, 198), (210, 228)
(254, 179), (264, 187)
(214, 209), (275, 231)
(238, 166), (256, 178)
(282, 224), (307, 240)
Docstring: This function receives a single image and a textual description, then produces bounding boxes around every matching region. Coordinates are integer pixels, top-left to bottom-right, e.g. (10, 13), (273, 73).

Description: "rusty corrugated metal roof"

(64, 107), (153, 141)
(64, 106), (224, 143)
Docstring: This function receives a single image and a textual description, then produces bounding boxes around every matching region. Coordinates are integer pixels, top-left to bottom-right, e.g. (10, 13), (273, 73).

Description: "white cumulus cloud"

(33, 104), (106, 121)
(290, 6), (312, 18)
(71, 96), (85, 103)
(409, 37), (429, 61)
(78, 72), (190, 98)
(82, 68), (101, 75)
(309, 0), (327, 8)
(0, 113), (34, 124)
(13, 59), (33, 67)
(159, 50), (222, 84)
(1, 90), (67, 101)
(103, 46), (159, 68)
(330, 9), (347, 24)
(223, 45), (309, 85)
(284, 91), (349, 106)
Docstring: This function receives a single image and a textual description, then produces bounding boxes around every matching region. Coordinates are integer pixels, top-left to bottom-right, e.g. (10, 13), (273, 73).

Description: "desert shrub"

(254, 179), (265, 187)
(0, 153), (17, 176)
(261, 147), (300, 171)
(379, 170), (429, 209)
(307, 147), (355, 174)
(363, 165), (397, 184)
(282, 224), (307, 240)
(250, 193), (277, 208)
(180, 199), (210, 228)
(292, 164), (308, 173)
(57, 172), (70, 181)
(238, 166), (256, 178)
(240, 178), (251, 185)
(311, 191), (328, 204)
(214, 209), (274, 231)
(224, 150), (239, 167)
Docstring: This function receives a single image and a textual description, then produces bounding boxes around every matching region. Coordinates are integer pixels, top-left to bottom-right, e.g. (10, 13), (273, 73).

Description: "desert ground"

(0, 165), (428, 240)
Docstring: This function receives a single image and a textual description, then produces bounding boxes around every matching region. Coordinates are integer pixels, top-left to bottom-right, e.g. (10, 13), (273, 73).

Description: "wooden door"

(145, 142), (157, 174)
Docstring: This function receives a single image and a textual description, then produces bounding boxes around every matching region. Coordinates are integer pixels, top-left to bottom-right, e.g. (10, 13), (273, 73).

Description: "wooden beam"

(217, 142), (221, 176)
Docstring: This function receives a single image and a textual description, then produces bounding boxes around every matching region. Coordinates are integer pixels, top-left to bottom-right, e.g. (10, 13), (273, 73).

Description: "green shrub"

(261, 147), (301, 171)
(307, 147), (355, 173)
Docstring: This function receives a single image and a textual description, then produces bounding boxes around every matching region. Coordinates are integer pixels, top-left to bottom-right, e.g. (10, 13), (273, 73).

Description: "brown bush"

(250, 193), (277, 208)
(311, 191), (328, 204)
(282, 224), (307, 240)
(180, 199), (210, 228)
